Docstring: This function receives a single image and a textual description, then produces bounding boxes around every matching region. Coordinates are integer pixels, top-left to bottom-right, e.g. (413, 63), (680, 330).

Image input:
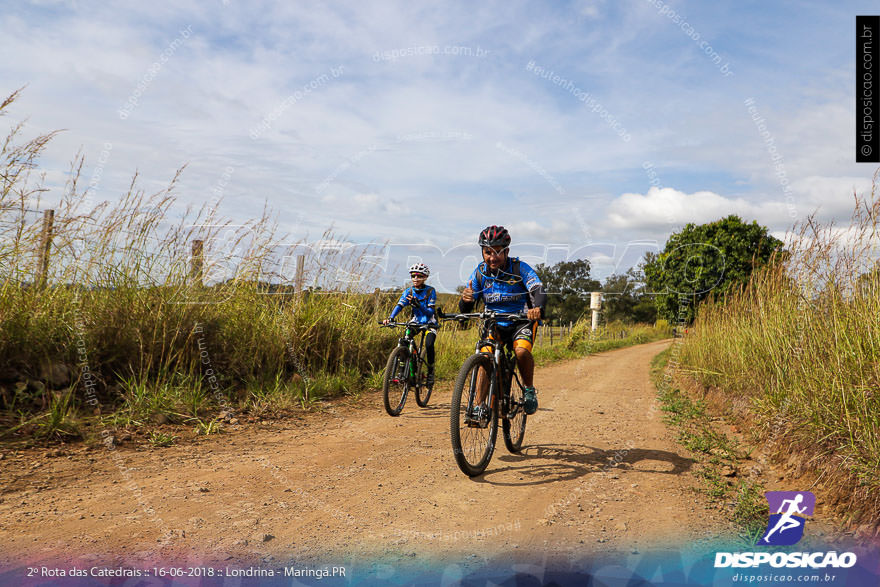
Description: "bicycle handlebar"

(377, 320), (436, 330)
(438, 310), (532, 323)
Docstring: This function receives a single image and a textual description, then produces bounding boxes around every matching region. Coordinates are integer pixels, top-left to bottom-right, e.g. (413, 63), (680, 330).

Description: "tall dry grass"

(0, 89), (670, 441)
(679, 175), (880, 527)
(0, 90), (395, 436)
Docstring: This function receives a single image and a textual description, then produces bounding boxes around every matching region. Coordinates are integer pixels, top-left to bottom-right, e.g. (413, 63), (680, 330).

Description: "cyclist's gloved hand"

(382, 318), (391, 326)
(526, 307), (541, 321)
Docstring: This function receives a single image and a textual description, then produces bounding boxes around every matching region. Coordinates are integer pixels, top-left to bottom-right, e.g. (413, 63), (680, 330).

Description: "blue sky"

(1, 0), (877, 292)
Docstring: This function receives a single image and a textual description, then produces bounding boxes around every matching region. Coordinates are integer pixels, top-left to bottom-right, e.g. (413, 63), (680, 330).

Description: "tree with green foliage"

(534, 259), (600, 324)
(602, 268), (657, 324)
(643, 215), (784, 323)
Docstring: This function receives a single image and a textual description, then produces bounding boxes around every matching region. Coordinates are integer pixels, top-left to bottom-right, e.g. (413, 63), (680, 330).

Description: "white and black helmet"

(409, 262), (430, 276)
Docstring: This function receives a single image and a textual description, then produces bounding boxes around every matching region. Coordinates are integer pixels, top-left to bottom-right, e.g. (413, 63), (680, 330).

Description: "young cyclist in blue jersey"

(459, 225), (547, 416)
(383, 263), (438, 388)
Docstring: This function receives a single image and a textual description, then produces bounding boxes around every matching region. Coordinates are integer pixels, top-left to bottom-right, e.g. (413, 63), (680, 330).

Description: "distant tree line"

(533, 260), (655, 325)
(401, 214), (786, 326)
(537, 216), (784, 325)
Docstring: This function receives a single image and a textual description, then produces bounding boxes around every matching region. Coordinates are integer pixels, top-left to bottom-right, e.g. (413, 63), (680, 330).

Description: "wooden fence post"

(371, 287), (381, 315)
(35, 210), (54, 289)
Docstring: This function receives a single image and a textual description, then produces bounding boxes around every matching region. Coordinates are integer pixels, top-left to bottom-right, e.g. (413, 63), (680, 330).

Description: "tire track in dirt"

(0, 340), (728, 568)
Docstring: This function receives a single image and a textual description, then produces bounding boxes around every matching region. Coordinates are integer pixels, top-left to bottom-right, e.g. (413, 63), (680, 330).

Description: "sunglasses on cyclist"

(482, 247), (508, 258)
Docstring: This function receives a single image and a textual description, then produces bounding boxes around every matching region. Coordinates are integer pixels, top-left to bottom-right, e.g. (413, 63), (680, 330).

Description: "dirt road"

(0, 340), (728, 570)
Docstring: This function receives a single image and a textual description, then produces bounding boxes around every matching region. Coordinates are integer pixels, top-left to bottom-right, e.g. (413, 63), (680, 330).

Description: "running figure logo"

(759, 491), (815, 546)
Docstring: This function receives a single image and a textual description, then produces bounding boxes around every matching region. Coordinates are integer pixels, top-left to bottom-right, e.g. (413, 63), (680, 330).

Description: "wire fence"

(0, 207), (318, 291)
(2, 209), (627, 331)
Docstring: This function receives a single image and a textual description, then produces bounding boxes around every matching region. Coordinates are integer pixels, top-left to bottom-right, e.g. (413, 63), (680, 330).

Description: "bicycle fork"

(465, 355), (500, 428)
(409, 342), (420, 384)
(391, 342), (414, 385)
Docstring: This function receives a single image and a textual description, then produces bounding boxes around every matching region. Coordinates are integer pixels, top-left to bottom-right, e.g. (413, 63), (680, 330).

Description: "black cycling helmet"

(478, 225), (511, 248)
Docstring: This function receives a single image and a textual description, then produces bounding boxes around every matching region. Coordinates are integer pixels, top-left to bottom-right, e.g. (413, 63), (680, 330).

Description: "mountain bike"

(378, 320), (435, 416)
(442, 311), (531, 476)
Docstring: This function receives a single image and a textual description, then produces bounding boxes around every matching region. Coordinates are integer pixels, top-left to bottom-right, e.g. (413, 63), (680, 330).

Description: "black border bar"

(857, 16), (880, 163)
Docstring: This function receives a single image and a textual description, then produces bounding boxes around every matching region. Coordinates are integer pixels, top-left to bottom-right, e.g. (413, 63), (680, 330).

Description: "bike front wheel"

(415, 347), (432, 407)
(383, 346), (410, 416)
(450, 353), (498, 477)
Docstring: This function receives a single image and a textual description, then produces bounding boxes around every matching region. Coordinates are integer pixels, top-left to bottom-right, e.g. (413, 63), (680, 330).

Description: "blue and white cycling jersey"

(466, 257), (543, 319)
(390, 285), (437, 324)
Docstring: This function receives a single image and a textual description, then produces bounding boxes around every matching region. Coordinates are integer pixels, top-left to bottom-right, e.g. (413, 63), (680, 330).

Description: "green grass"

(36, 390), (80, 439)
(193, 418), (222, 436)
(2, 303), (672, 441)
(0, 89), (677, 443)
(0, 89), (396, 440)
(652, 348), (767, 542)
(147, 431), (178, 447)
(432, 319), (672, 373)
(732, 480), (770, 545)
(673, 183), (880, 524)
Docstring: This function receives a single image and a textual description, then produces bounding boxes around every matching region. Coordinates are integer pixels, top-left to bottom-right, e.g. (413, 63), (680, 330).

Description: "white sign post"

(590, 292), (602, 332)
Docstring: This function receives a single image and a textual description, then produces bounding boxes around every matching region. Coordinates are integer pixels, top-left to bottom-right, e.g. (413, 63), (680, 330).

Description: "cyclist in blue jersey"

(459, 225), (547, 415)
(383, 263), (438, 388)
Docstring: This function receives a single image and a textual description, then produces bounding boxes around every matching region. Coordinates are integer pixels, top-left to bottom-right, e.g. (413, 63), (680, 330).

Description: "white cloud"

(353, 193), (379, 206)
(2, 1), (877, 290)
(602, 178), (879, 237)
(606, 187), (759, 229)
(789, 175), (874, 220)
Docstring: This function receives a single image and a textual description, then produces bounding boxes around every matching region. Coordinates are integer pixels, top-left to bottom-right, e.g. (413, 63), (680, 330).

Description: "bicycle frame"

(457, 312), (529, 425)
(383, 321), (433, 383)
(399, 325), (427, 383)
(445, 310), (532, 475)
(379, 319), (439, 416)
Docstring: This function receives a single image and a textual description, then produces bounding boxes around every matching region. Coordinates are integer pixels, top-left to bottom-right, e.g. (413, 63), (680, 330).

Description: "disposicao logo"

(714, 491), (858, 569)
(759, 491), (815, 546)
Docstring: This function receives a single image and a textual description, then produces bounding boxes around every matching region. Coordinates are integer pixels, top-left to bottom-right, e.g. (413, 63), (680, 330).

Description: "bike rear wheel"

(503, 379), (528, 453)
(450, 353), (498, 476)
(383, 346), (410, 416)
(415, 346), (432, 407)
